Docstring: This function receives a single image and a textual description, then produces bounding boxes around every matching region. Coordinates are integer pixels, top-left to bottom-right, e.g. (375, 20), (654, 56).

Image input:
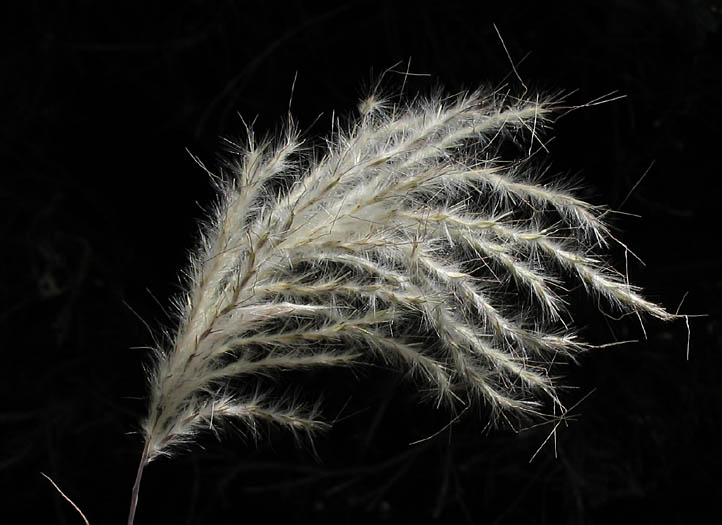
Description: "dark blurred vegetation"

(2, 1), (720, 523)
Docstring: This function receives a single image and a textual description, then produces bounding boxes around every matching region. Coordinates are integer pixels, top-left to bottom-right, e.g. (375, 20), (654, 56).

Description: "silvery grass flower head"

(126, 76), (675, 524)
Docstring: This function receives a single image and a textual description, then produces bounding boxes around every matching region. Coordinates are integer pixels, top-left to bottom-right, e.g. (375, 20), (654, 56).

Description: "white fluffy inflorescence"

(139, 85), (672, 466)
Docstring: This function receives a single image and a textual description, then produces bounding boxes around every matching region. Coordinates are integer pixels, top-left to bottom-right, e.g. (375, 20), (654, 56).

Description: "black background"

(2, 1), (721, 523)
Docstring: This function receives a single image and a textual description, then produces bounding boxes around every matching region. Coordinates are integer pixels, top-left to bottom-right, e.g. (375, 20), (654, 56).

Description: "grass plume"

(127, 81), (672, 524)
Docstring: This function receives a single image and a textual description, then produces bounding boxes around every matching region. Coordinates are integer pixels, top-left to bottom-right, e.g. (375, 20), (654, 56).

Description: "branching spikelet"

(128, 82), (673, 524)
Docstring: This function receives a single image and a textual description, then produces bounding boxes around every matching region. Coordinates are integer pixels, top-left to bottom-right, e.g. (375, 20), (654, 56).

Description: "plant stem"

(127, 441), (149, 525)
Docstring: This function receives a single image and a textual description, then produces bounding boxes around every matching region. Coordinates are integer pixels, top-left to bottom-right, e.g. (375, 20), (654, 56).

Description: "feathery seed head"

(138, 82), (673, 464)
